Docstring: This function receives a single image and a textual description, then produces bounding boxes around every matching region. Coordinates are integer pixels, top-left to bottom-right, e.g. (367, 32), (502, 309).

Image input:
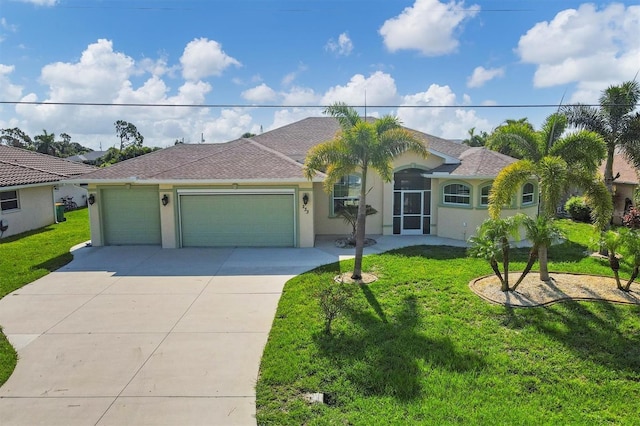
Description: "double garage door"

(179, 192), (295, 247)
(101, 188), (296, 247)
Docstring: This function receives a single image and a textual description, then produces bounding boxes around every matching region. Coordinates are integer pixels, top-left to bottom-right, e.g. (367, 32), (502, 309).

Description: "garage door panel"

(180, 194), (294, 247)
(102, 188), (161, 245)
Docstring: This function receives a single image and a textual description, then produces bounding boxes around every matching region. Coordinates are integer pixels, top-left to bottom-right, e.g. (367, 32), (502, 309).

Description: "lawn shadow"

(0, 226), (55, 244)
(314, 293), (485, 401)
(501, 300), (640, 374)
(385, 245), (468, 261)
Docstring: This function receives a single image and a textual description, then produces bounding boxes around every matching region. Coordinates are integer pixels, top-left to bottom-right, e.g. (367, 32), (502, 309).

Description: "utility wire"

(0, 101), (615, 108)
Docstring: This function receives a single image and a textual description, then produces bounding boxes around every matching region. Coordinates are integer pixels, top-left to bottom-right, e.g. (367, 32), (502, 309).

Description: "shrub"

(316, 282), (355, 335)
(622, 206), (640, 229)
(564, 196), (592, 223)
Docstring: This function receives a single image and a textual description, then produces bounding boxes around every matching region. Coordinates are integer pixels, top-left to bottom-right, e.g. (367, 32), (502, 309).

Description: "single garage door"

(102, 187), (161, 245)
(180, 193), (295, 247)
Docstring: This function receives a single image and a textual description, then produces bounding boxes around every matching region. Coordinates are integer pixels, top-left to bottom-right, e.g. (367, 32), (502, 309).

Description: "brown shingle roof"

(0, 145), (97, 187)
(438, 147), (517, 176)
(79, 139), (318, 181)
(600, 152), (639, 185)
(76, 117), (517, 183)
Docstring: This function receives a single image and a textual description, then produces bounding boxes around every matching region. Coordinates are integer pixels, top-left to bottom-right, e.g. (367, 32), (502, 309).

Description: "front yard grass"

(0, 208), (90, 386)
(256, 220), (640, 425)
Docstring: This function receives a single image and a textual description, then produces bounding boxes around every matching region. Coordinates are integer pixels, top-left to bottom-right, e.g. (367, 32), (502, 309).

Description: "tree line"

(0, 120), (159, 166)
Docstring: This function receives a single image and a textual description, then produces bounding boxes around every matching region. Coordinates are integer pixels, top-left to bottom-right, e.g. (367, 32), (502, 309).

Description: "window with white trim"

(522, 183), (535, 205)
(443, 183), (471, 206)
(0, 190), (19, 211)
(480, 184), (491, 206)
(332, 175), (361, 215)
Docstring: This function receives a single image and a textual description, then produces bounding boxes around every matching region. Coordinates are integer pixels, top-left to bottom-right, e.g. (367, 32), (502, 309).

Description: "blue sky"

(0, 0), (638, 150)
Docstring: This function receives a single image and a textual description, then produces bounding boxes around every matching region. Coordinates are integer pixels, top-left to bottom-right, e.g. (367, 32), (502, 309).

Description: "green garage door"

(102, 187), (161, 245)
(180, 193), (295, 247)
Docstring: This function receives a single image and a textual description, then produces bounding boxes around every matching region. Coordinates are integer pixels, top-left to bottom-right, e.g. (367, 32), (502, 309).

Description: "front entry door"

(401, 191), (423, 235)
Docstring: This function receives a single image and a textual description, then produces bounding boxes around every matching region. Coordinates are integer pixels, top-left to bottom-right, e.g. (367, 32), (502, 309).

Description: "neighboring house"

(0, 145), (96, 238)
(601, 152), (639, 225)
(73, 117), (538, 248)
(67, 150), (109, 165)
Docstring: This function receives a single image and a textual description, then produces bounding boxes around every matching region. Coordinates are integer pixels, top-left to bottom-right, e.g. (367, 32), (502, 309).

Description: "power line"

(0, 101), (614, 109)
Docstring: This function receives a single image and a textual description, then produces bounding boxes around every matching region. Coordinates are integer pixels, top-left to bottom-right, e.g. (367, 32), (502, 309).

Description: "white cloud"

(325, 32), (354, 56)
(379, 0), (479, 56)
(281, 86), (319, 105)
(17, 0), (57, 5)
(467, 66), (505, 88)
(180, 38), (241, 81)
(517, 3), (640, 94)
(321, 71), (399, 106)
(241, 83), (278, 103)
(397, 84), (490, 139)
(202, 108), (256, 142)
(0, 64), (23, 101)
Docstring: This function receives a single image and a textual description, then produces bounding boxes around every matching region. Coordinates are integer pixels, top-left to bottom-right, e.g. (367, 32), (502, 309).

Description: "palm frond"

(537, 156), (568, 218)
(540, 113), (567, 152)
(323, 102), (361, 129)
(549, 130), (606, 174)
(486, 124), (541, 161)
(489, 160), (536, 219)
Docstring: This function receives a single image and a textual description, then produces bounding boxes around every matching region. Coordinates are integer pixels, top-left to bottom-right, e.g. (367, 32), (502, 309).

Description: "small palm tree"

(488, 113), (612, 281)
(304, 102), (428, 280)
(512, 216), (564, 289)
(468, 216), (523, 292)
(602, 228), (640, 292)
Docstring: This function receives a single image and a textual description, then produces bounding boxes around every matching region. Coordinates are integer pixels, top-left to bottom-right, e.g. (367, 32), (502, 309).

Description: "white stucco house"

(72, 117), (539, 248)
(0, 145), (96, 238)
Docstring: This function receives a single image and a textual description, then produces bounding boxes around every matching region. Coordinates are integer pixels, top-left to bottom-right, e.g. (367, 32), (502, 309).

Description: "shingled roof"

(600, 152), (639, 185)
(75, 117), (516, 182)
(0, 145), (97, 188)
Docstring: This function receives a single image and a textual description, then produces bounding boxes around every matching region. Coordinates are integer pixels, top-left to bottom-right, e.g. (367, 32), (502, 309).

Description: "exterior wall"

(54, 184), (88, 207)
(87, 185), (102, 246)
(0, 185), (55, 238)
(159, 185), (176, 248)
(313, 173), (385, 237)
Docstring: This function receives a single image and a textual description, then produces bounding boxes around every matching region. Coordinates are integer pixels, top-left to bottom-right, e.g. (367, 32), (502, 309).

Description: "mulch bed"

(470, 272), (640, 307)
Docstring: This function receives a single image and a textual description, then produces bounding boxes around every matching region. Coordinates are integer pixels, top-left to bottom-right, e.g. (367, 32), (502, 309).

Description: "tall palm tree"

(562, 81), (640, 194)
(34, 130), (58, 156)
(462, 127), (488, 147)
(488, 113), (612, 281)
(304, 103), (428, 280)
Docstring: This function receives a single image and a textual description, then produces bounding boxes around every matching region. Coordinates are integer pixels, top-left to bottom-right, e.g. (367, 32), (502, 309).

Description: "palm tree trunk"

(490, 258), (507, 292)
(352, 167), (368, 280)
(512, 249), (538, 291)
(538, 244), (550, 282)
(624, 266), (638, 292)
(501, 237), (509, 290)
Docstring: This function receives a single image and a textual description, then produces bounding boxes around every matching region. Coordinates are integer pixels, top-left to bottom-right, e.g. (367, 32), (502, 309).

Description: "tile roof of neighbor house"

(0, 145), (97, 187)
(600, 152), (639, 185)
(76, 117), (517, 182)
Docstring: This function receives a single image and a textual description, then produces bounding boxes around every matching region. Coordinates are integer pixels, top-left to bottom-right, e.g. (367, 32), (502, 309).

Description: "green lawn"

(0, 208), (90, 386)
(256, 220), (640, 425)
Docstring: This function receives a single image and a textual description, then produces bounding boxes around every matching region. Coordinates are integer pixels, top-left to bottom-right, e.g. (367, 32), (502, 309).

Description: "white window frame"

(331, 174), (361, 216)
(479, 184), (492, 207)
(0, 190), (19, 212)
(443, 183), (471, 206)
(522, 182), (535, 205)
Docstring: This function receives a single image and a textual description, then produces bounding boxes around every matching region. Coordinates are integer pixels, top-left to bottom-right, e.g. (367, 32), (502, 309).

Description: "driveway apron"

(0, 245), (336, 426)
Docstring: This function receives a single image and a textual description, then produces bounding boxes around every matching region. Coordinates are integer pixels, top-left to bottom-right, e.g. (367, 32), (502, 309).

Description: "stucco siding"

(313, 173), (384, 237)
(0, 185), (55, 238)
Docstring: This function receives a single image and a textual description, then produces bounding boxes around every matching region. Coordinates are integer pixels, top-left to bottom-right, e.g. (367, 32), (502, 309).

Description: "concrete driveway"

(0, 244), (339, 426)
(0, 235), (465, 425)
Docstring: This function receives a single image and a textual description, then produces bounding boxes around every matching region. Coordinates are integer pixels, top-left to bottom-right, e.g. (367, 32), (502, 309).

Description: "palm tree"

(601, 228), (640, 292)
(562, 81), (640, 194)
(462, 127), (488, 147)
(468, 215), (523, 291)
(488, 113), (612, 281)
(304, 102), (428, 280)
(511, 216), (564, 289)
(34, 130), (58, 156)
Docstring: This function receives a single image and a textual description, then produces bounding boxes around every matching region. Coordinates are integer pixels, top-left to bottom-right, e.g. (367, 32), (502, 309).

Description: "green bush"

(564, 196), (592, 223)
